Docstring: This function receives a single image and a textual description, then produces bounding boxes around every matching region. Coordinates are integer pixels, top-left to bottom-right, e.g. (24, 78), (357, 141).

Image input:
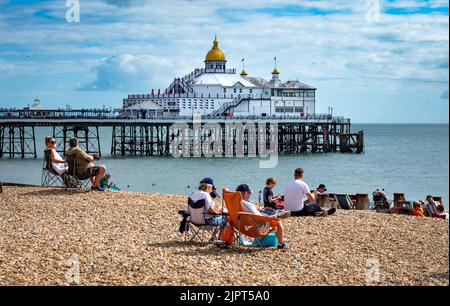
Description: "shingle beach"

(0, 186), (448, 286)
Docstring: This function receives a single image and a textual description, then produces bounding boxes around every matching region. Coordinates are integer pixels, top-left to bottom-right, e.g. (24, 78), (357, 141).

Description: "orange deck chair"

(221, 189), (280, 246)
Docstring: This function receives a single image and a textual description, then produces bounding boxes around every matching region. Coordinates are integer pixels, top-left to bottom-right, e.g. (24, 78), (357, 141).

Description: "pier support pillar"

(53, 125), (101, 156)
(0, 125), (36, 158)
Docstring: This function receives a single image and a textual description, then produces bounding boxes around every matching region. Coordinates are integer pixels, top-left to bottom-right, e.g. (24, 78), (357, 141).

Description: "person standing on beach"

(284, 168), (336, 217)
(66, 138), (107, 191)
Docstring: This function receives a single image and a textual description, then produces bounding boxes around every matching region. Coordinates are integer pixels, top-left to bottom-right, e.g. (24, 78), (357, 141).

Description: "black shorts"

(77, 166), (100, 180)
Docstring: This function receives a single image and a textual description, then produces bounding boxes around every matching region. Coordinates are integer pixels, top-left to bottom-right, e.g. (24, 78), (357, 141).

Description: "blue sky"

(0, 0), (448, 123)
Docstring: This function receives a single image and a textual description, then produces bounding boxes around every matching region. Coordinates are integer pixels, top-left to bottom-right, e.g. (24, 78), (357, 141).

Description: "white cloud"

(75, 54), (173, 91)
(0, 0), (448, 121)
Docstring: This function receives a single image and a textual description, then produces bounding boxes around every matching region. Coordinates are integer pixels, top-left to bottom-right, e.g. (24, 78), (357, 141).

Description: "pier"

(0, 109), (364, 158)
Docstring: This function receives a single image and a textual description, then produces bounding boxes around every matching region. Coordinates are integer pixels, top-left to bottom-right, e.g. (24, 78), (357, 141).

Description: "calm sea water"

(0, 124), (448, 208)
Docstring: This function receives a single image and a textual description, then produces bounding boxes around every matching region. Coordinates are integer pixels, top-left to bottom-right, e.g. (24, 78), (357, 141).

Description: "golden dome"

(240, 69), (248, 76)
(205, 35), (226, 61)
(272, 68), (280, 75)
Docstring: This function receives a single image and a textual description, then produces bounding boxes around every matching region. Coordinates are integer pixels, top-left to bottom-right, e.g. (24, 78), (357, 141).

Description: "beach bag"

(62, 173), (80, 188)
(252, 232), (278, 248)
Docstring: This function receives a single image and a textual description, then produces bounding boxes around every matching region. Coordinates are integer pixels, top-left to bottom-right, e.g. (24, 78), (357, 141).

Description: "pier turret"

(204, 35), (227, 73)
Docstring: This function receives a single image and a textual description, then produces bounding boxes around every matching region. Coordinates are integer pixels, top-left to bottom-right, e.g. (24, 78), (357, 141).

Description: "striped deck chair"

(222, 189), (280, 247)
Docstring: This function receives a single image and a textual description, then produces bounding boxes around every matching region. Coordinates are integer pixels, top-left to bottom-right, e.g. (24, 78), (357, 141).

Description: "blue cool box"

(252, 232), (278, 248)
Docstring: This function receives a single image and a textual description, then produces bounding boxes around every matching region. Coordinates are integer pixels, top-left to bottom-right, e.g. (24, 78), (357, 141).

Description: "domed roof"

(240, 69), (248, 76)
(272, 68), (280, 75)
(205, 35), (226, 61)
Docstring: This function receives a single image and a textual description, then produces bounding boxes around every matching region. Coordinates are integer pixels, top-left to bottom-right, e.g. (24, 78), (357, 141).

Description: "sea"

(0, 124), (448, 208)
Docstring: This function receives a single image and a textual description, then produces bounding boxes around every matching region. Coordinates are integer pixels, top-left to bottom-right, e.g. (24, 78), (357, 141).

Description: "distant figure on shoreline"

(65, 138), (106, 191)
(44, 136), (68, 175)
(284, 168), (336, 217)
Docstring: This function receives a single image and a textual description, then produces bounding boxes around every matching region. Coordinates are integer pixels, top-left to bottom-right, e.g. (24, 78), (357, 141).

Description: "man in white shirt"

(188, 181), (223, 225)
(284, 168), (336, 217)
(236, 184), (290, 250)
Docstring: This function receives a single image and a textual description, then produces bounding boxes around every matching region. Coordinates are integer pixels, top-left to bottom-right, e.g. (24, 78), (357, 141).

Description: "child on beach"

(412, 202), (426, 217)
(99, 173), (113, 190)
(263, 177), (282, 210)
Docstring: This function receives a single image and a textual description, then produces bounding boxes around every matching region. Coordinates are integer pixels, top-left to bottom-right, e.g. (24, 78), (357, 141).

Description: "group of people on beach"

(412, 196), (448, 219)
(372, 188), (448, 219)
(187, 168), (336, 250)
(44, 136), (113, 191)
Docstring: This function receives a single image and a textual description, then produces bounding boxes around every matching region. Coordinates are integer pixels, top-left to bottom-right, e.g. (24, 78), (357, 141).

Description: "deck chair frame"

(41, 149), (66, 187)
(181, 198), (224, 246)
(222, 189), (279, 248)
(184, 221), (221, 246)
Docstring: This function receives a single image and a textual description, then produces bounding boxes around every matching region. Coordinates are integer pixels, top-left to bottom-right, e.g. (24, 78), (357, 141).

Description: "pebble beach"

(0, 186), (448, 286)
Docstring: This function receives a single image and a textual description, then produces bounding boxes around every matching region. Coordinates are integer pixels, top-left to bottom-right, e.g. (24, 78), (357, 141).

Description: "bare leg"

(275, 222), (284, 243)
(92, 165), (106, 188)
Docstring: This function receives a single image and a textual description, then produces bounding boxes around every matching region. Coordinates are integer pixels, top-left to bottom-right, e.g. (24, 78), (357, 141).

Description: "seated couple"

(45, 136), (107, 191)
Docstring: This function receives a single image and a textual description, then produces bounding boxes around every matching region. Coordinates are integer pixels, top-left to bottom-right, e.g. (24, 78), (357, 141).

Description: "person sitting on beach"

(424, 195), (440, 217)
(436, 205), (449, 220)
(99, 173), (114, 190)
(188, 181), (224, 226)
(412, 202), (426, 217)
(65, 138), (106, 191)
(263, 177), (282, 210)
(44, 136), (68, 175)
(284, 168), (336, 217)
(313, 184), (327, 198)
(236, 184), (290, 250)
(199, 177), (220, 200)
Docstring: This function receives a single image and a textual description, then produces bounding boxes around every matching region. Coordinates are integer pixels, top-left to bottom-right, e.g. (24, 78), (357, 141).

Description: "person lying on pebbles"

(284, 167), (336, 217)
(236, 184), (290, 250)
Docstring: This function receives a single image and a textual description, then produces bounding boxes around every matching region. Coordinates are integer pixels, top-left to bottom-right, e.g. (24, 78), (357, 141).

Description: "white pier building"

(123, 36), (317, 119)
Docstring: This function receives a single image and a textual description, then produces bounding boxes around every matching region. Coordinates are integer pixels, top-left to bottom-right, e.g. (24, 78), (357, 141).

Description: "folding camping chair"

(41, 149), (66, 187)
(222, 189), (280, 247)
(65, 153), (91, 190)
(178, 197), (223, 246)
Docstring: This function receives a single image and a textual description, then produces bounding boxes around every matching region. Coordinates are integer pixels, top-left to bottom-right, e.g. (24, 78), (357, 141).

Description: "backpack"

(62, 173), (81, 188)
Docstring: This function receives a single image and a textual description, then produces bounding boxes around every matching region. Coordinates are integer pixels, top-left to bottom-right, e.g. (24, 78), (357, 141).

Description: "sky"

(0, 0), (448, 123)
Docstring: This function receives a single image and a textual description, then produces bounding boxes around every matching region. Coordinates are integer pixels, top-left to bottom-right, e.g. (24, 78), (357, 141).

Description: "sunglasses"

(49, 140), (56, 144)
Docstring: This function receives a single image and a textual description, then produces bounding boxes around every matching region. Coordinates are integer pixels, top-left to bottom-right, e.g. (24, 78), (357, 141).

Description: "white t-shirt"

(242, 200), (262, 216)
(284, 179), (310, 212)
(188, 189), (214, 225)
(51, 150), (68, 175)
